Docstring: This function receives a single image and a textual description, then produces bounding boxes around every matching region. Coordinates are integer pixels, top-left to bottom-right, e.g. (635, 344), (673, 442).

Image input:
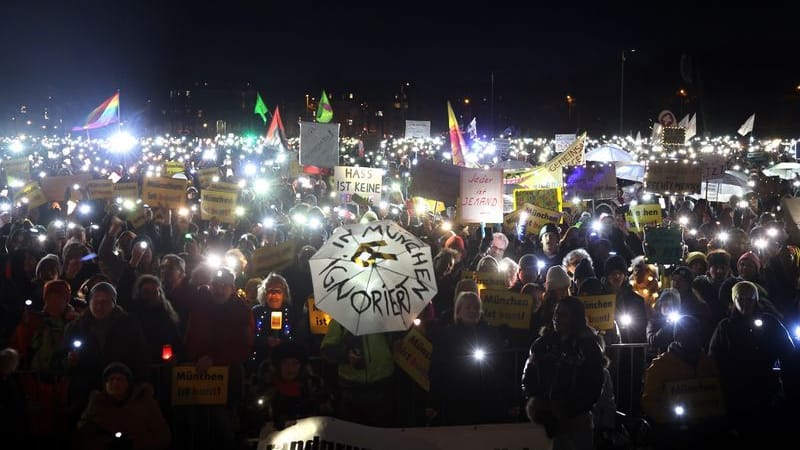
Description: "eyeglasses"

(490, 245), (506, 252)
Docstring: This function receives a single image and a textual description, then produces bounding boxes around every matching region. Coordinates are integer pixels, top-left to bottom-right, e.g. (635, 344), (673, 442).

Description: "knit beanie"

(574, 258), (595, 280)
(102, 362), (133, 383)
(738, 251), (761, 271)
(43, 279), (71, 300)
(686, 252), (708, 267)
(706, 250), (731, 268)
(604, 255), (628, 275)
(444, 235), (465, 254)
(546, 266), (571, 291)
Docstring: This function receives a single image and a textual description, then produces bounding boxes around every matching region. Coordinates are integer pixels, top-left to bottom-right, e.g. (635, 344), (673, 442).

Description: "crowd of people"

(0, 151), (799, 450)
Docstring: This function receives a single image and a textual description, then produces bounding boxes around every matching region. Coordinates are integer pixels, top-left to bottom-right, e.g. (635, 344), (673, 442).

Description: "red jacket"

(184, 289), (254, 366)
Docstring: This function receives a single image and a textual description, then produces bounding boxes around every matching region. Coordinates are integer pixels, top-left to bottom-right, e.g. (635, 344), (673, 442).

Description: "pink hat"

(738, 251), (761, 271)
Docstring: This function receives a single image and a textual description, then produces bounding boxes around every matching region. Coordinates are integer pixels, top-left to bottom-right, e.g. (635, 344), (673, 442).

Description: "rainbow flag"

(72, 92), (120, 131)
(447, 101), (467, 166)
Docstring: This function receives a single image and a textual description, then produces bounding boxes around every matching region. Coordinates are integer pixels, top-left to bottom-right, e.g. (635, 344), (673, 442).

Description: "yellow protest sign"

(198, 167), (220, 187)
(462, 270), (508, 289)
(307, 296), (332, 335)
(289, 157), (303, 178)
(3, 156), (30, 183)
(39, 174), (91, 201)
(521, 203), (562, 236)
(164, 161), (185, 176)
(15, 182), (48, 208)
(200, 189), (238, 223)
(578, 294), (616, 330)
(207, 181), (239, 192)
(87, 179), (114, 201)
(665, 377), (725, 421)
(512, 188), (562, 211)
(171, 366), (229, 406)
(479, 289), (535, 329)
(142, 177), (188, 209)
(252, 240), (298, 276)
(113, 182), (139, 200)
(412, 197), (445, 214)
(625, 204), (662, 232)
(518, 133), (586, 189)
(645, 161), (703, 194)
(393, 327), (432, 391)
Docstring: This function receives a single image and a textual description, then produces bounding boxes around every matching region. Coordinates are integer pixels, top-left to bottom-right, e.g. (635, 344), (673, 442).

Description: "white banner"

(300, 122), (340, 168)
(334, 166), (383, 204)
(258, 417), (549, 450)
(554, 133), (577, 153)
(405, 120), (431, 139)
(459, 168), (503, 223)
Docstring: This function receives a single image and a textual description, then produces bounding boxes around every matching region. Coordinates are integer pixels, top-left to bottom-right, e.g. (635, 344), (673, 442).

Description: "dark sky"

(2, 2), (799, 135)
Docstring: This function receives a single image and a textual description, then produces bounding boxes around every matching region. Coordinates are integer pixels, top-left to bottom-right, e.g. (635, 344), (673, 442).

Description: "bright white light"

(537, 260), (546, 270)
(473, 348), (486, 361)
(0, 203), (10, 212)
(206, 254), (222, 268)
(747, 180), (755, 187)
(667, 311), (681, 324)
(73, 340), (82, 349)
(754, 319), (763, 328)
(235, 206), (245, 217)
(620, 314), (633, 327)
(678, 216), (688, 226)
(254, 179), (269, 194)
(78, 204), (91, 215)
(642, 193), (652, 201)
(689, 229), (697, 236)
(309, 218), (321, 229)
(322, 206), (330, 214)
(391, 208), (400, 215)
(53, 220), (64, 228)
(263, 218), (275, 228)
(37, 234), (47, 243)
(225, 256), (238, 269)
(572, 196), (581, 205)
(293, 213), (307, 225)
(441, 221), (452, 232)
(717, 232), (729, 242)
(413, 318), (421, 326)
(379, 201), (388, 210)
(108, 132), (136, 153)
(592, 221), (602, 231)
(276, 153), (286, 163)
(793, 325), (800, 339)
(114, 432), (122, 439)
(737, 200), (748, 209)
(139, 241), (148, 249)
(244, 163), (256, 176)
(9, 140), (24, 153)
(499, 261), (509, 271)
(392, 183), (401, 192)
(674, 405), (685, 416)
(630, 200), (638, 207)
(754, 238), (767, 249)
(25, 299), (33, 306)
(766, 228), (778, 238)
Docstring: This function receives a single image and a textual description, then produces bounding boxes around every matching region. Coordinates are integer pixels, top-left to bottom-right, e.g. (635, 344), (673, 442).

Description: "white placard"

(554, 133), (577, 153)
(299, 122), (340, 168)
(459, 168), (503, 223)
(405, 120), (431, 139)
(334, 166), (384, 204)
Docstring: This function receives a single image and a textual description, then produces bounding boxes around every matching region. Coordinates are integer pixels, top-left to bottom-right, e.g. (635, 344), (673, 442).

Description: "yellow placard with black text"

(164, 161), (184, 176)
(479, 289), (535, 329)
(462, 270), (508, 289)
(198, 167), (220, 187)
(625, 204), (662, 232)
(307, 296), (332, 335)
(665, 377), (725, 421)
(113, 182), (139, 200)
(393, 327), (432, 391)
(252, 240), (298, 276)
(15, 182), (48, 209)
(171, 366), (228, 406)
(87, 179), (114, 201)
(578, 294), (616, 331)
(200, 188), (237, 223)
(3, 156), (30, 183)
(142, 177), (188, 209)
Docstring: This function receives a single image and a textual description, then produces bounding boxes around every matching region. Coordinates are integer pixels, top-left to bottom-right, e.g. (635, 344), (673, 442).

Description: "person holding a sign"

(252, 274), (299, 370)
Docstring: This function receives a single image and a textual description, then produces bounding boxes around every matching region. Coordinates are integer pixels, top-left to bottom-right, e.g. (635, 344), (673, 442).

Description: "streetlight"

(566, 95), (575, 120)
(620, 49), (636, 135)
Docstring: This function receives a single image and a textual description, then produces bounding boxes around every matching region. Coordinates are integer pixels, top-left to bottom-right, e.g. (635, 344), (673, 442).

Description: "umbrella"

(693, 170), (753, 203)
(763, 162), (800, 180)
(585, 144), (634, 163)
(492, 159), (534, 170)
(615, 162), (645, 182)
(309, 220), (437, 335)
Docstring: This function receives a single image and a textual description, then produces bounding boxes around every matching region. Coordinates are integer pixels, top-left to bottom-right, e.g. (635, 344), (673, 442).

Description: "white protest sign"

(299, 121), (340, 168)
(459, 168), (503, 223)
(405, 120), (431, 139)
(334, 166), (383, 204)
(554, 133), (577, 153)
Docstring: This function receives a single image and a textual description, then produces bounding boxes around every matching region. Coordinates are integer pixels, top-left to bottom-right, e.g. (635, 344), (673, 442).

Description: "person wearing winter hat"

(573, 258), (596, 294)
(545, 265), (571, 297)
(537, 223), (562, 270)
(444, 234), (466, 264)
(604, 255), (647, 343)
(737, 252), (761, 281)
(686, 252), (708, 278)
(693, 250), (733, 325)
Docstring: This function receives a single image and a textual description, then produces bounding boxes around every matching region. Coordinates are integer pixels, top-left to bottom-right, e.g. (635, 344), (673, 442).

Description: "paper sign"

(563, 164), (618, 200)
(113, 182), (139, 200)
(554, 134), (577, 153)
(645, 161), (703, 194)
(644, 227), (683, 264)
(665, 377), (725, 421)
(87, 179), (114, 201)
(334, 166), (383, 204)
(504, 203), (561, 236)
(15, 182), (48, 209)
(578, 294), (617, 330)
(459, 168), (503, 223)
(142, 177), (188, 209)
(308, 296), (332, 335)
(198, 167), (220, 187)
(405, 120), (431, 139)
(701, 156), (726, 181)
(512, 188), (562, 211)
(543, 133), (586, 174)
(479, 289), (535, 329)
(503, 168), (536, 185)
(3, 156), (30, 182)
(164, 161), (184, 176)
(127, 206), (147, 230)
(462, 270), (508, 289)
(200, 188), (238, 223)
(40, 174), (92, 201)
(300, 121), (340, 168)
(409, 159), (461, 205)
(171, 366), (228, 406)
(412, 197), (445, 214)
(625, 204), (663, 232)
(393, 327), (432, 391)
(782, 197), (800, 244)
(252, 240), (298, 276)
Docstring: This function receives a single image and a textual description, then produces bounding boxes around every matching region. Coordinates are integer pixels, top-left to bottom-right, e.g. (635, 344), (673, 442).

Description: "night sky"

(2, 2), (799, 136)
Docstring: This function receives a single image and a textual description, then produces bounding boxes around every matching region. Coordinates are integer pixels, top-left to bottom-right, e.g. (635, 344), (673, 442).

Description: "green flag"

(254, 92), (269, 124)
(316, 90), (333, 123)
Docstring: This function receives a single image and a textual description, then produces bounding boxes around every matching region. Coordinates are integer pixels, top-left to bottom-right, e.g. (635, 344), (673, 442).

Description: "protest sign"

(15, 182), (48, 208)
(665, 377), (725, 421)
(393, 327), (432, 391)
(405, 120), (431, 139)
(503, 203), (562, 236)
(625, 204), (663, 232)
(113, 182), (139, 200)
(300, 121), (340, 168)
(198, 167), (220, 187)
(458, 168), (503, 223)
(252, 240), (298, 276)
(40, 174), (91, 201)
(142, 177), (188, 209)
(3, 156), (30, 182)
(479, 289), (535, 329)
(578, 294), (616, 330)
(87, 179), (114, 201)
(644, 226), (683, 264)
(163, 161), (184, 176)
(307, 296), (332, 335)
(200, 189), (238, 223)
(512, 187), (562, 211)
(334, 166), (383, 204)
(562, 163), (618, 200)
(645, 161), (702, 194)
(701, 155), (726, 181)
(171, 366), (228, 406)
(409, 159), (461, 204)
(554, 133), (577, 153)
(782, 197), (800, 244)
(412, 197), (445, 214)
(462, 270), (508, 289)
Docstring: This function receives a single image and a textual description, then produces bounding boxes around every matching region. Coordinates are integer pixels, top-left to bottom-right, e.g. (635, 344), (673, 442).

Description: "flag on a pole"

(266, 106), (288, 151)
(467, 117), (478, 141)
(254, 92), (269, 124)
(72, 92), (120, 131)
(738, 114), (755, 136)
(678, 114), (690, 129)
(316, 90), (333, 123)
(447, 101), (467, 166)
(685, 113), (697, 142)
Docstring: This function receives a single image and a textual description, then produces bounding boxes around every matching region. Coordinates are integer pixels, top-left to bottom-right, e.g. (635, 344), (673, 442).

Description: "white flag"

(651, 123), (662, 142)
(467, 117), (477, 141)
(685, 113), (697, 142)
(737, 114), (755, 136)
(635, 131), (642, 144)
(678, 114), (690, 129)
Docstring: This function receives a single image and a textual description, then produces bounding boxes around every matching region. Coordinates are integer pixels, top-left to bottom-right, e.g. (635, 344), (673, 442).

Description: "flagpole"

(116, 89), (122, 132)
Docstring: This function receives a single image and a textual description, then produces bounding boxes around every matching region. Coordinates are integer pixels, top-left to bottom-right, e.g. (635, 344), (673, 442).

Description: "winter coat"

(76, 383), (170, 450)
(11, 308), (78, 376)
(320, 320), (394, 385)
(252, 304), (297, 367)
(184, 290), (254, 367)
(613, 283), (648, 343)
(127, 302), (183, 366)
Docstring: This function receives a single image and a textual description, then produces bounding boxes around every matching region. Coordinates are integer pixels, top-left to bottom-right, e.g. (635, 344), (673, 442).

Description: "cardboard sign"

(87, 179), (114, 201)
(644, 227), (683, 264)
(252, 240), (298, 276)
(459, 168), (503, 223)
(462, 270), (508, 289)
(412, 197), (445, 214)
(113, 182), (139, 200)
(299, 121), (340, 168)
(504, 203), (561, 236)
(127, 206), (147, 230)
(563, 163), (618, 200)
(665, 377), (725, 421)
(512, 188), (562, 211)
(554, 134), (577, 153)
(479, 289), (535, 329)
(645, 161), (703, 194)
(543, 133), (586, 174)
(409, 159), (461, 205)
(334, 166), (383, 204)
(164, 161), (184, 176)
(39, 174), (92, 201)
(15, 182), (48, 208)
(393, 327), (432, 391)
(578, 294), (616, 330)
(625, 204), (663, 232)
(142, 177), (188, 209)
(308, 296), (332, 335)
(200, 188), (238, 223)
(3, 156), (30, 182)
(405, 120), (431, 139)
(171, 366), (228, 406)
(701, 155), (726, 181)
(198, 167), (220, 187)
